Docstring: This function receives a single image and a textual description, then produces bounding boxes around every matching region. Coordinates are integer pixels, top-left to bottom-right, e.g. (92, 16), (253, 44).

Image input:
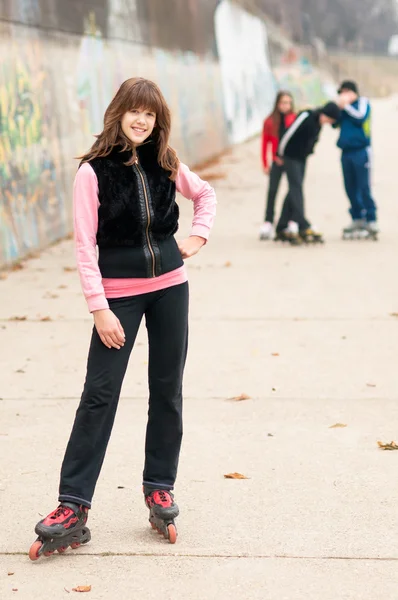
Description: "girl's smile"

(121, 109), (156, 145)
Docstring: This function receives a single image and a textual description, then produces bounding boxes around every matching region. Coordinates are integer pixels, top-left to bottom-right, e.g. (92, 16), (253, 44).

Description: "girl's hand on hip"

(93, 309), (126, 350)
(178, 235), (206, 259)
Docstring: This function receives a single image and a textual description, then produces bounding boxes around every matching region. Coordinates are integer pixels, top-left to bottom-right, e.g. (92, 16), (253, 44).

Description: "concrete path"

(1, 97), (398, 599)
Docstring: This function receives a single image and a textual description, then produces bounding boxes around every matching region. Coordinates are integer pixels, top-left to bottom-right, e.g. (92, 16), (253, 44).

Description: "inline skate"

(299, 227), (324, 244)
(342, 219), (368, 240)
(274, 221), (302, 246)
(365, 221), (379, 240)
(144, 488), (179, 544)
(259, 222), (274, 240)
(29, 503), (90, 561)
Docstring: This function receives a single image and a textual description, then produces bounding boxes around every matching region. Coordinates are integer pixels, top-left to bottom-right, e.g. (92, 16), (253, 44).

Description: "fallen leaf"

(224, 261), (232, 268)
(9, 316), (27, 321)
(8, 572), (14, 576)
(271, 353), (280, 357)
(378, 441), (398, 451)
(72, 586), (91, 593)
(11, 263), (24, 271)
(43, 292), (59, 299)
(230, 393), (251, 401)
(117, 486), (125, 489)
(40, 316), (52, 322)
(15, 369), (25, 374)
(329, 423), (347, 429)
(64, 266), (76, 272)
(268, 433), (274, 437)
(12, 589), (18, 592)
(224, 472), (249, 479)
(272, 387), (276, 392)
(366, 383), (376, 388)
(341, 336), (347, 340)
(58, 285), (68, 289)
(390, 313), (398, 318)
(65, 588), (71, 594)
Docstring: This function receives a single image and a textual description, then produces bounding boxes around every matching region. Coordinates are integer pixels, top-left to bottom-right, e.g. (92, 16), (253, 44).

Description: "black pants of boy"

(58, 282), (189, 509)
(265, 163), (289, 223)
(277, 157), (310, 231)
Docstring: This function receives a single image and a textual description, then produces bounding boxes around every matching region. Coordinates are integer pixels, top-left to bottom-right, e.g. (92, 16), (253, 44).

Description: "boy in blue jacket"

(336, 81), (378, 239)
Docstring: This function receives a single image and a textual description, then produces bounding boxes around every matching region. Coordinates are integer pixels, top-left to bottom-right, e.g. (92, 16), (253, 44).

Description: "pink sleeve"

(73, 163), (109, 313)
(175, 163), (216, 241)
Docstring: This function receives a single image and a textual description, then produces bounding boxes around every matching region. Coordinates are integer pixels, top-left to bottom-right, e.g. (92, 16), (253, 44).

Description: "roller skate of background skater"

(274, 220), (324, 245)
(145, 488), (179, 544)
(259, 91), (296, 240)
(277, 102), (341, 245)
(28, 78), (216, 560)
(29, 503), (90, 561)
(336, 80), (378, 240)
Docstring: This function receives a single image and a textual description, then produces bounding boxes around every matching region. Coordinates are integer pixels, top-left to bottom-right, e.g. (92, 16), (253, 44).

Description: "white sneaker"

(259, 222), (274, 240)
(286, 221), (299, 235)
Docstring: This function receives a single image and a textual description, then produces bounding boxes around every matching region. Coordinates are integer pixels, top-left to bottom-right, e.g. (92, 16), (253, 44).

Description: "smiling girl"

(29, 78), (216, 559)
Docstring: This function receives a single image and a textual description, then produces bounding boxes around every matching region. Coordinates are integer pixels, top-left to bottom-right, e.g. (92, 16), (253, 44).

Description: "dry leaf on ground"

(72, 586), (91, 593)
(230, 393), (251, 401)
(378, 441), (398, 450)
(224, 261), (232, 268)
(11, 263), (24, 271)
(40, 316), (52, 322)
(390, 313), (398, 317)
(366, 383), (376, 388)
(224, 472), (249, 480)
(271, 353), (280, 357)
(58, 285), (68, 289)
(329, 423), (348, 429)
(64, 266), (76, 272)
(8, 572), (14, 576)
(9, 316), (27, 321)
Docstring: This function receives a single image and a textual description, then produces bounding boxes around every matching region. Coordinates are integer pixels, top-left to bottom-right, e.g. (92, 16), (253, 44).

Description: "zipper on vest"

(135, 161), (156, 278)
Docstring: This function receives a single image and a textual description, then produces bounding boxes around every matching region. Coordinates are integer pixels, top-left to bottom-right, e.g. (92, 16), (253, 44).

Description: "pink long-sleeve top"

(73, 162), (216, 312)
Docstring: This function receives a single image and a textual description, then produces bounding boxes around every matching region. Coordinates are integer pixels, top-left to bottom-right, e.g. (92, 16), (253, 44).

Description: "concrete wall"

(0, 0), (335, 267)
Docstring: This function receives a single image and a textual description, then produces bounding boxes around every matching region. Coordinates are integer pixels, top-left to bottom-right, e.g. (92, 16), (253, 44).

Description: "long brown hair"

(268, 91), (294, 136)
(79, 78), (180, 180)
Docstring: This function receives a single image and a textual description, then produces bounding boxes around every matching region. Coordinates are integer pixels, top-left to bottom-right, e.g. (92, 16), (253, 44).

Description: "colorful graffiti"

(272, 48), (336, 109)
(0, 32), (66, 263)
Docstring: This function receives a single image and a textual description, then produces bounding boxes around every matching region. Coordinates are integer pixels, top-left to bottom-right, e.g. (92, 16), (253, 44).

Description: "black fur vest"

(85, 143), (183, 278)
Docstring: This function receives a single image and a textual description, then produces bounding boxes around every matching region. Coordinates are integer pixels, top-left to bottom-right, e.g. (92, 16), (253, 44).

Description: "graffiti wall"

(0, 0), (227, 266)
(0, 0), (337, 267)
(215, 0), (276, 144)
(271, 46), (336, 109)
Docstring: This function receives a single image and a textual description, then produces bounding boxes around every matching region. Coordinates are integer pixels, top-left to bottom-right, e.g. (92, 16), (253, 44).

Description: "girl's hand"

(178, 235), (206, 259)
(93, 309), (125, 349)
(274, 157), (284, 166)
(264, 165), (271, 175)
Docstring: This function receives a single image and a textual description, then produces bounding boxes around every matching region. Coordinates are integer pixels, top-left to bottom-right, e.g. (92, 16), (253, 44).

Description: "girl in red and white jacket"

(259, 91), (295, 240)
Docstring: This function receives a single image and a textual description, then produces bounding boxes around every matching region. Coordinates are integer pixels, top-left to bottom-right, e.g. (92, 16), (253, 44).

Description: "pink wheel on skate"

(29, 540), (43, 561)
(57, 546), (67, 554)
(167, 524), (177, 544)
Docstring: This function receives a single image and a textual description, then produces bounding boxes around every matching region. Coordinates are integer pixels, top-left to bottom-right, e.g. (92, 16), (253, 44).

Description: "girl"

(259, 91), (296, 240)
(29, 78), (216, 559)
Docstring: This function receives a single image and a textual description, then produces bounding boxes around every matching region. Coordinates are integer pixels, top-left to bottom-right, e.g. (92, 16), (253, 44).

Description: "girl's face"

(278, 95), (293, 114)
(121, 108), (156, 145)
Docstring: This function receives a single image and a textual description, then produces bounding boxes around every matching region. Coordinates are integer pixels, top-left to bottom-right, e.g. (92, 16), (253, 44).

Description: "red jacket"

(262, 113), (296, 168)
